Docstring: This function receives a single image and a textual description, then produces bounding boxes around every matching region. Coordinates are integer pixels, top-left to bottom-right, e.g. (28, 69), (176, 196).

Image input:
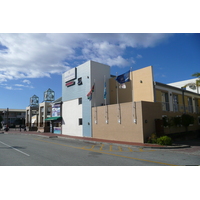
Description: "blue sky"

(0, 33), (200, 109)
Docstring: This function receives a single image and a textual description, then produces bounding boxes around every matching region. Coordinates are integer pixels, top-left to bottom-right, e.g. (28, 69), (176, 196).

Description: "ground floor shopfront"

(45, 117), (62, 134)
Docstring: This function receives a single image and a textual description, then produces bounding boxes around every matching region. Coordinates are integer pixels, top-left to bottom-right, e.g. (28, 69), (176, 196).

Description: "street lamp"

(2, 110), (6, 124)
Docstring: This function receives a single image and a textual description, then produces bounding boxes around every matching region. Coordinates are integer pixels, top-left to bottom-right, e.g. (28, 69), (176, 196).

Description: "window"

(173, 94), (179, 112)
(188, 97), (193, 113)
(161, 92), (170, 111)
(78, 98), (82, 105)
(79, 118), (83, 125)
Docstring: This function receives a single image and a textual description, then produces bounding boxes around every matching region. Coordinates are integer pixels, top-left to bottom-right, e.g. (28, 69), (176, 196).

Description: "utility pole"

(6, 108), (9, 126)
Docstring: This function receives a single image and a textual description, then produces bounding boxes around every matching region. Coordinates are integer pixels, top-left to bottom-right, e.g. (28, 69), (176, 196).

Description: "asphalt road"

(1, 133), (200, 166)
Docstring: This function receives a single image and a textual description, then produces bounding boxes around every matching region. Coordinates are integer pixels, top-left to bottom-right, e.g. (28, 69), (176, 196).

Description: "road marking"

(0, 141), (30, 157)
(100, 144), (104, 151)
(118, 146), (123, 152)
(128, 147), (133, 152)
(33, 138), (177, 166)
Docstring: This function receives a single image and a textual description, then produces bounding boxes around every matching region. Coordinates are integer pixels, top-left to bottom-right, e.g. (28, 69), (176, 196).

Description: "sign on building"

(64, 68), (76, 83)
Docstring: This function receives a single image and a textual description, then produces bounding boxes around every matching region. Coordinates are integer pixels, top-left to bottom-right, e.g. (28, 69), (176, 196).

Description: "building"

(24, 60), (200, 143)
(0, 108), (26, 128)
(62, 60), (110, 137)
(45, 97), (62, 134)
(25, 89), (57, 132)
(168, 78), (200, 94)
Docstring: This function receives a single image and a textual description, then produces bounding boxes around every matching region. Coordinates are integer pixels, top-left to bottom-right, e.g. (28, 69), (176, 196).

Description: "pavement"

(0, 129), (194, 149)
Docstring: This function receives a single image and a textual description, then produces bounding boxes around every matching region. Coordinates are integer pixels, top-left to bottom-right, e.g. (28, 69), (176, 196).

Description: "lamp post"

(2, 110), (6, 125)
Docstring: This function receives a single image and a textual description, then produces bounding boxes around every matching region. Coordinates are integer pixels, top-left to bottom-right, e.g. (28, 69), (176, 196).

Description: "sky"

(0, 1), (200, 110)
(0, 33), (200, 109)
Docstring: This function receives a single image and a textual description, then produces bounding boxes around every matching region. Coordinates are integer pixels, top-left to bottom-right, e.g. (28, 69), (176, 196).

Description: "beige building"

(92, 66), (200, 143)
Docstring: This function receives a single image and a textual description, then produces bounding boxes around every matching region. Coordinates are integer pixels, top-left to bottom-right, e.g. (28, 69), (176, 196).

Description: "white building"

(168, 78), (200, 94)
(62, 60), (110, 137)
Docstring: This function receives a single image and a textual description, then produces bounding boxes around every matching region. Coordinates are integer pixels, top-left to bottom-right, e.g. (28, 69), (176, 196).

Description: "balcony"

(159, 102), (200, 114)
(161, 102), (170, 111)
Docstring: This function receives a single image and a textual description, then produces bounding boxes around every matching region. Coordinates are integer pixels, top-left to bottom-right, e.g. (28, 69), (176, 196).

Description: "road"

(0, 133), (200, 166)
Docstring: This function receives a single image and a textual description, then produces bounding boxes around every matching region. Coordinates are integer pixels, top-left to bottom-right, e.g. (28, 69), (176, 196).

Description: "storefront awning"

(45, 117), (62, 121)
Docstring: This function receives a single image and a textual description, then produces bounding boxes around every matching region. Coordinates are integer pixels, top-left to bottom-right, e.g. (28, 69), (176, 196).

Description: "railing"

(161, 102), (170, 111)
(159, 102), (200, 114)
(173, 104), (179, 112)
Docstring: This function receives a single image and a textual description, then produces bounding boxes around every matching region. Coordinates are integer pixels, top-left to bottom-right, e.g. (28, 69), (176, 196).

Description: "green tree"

(181, 114), (194, 132)
(183, 72), (200, 93)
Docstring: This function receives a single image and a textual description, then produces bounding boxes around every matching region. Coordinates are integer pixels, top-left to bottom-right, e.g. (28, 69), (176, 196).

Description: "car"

(3, 125), (9, 131)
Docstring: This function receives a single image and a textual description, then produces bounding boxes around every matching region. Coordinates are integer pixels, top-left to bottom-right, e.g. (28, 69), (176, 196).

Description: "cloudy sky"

(0, 33), (172, 81)
(0, 0), (200, 109)
(0, 33), (200, 109)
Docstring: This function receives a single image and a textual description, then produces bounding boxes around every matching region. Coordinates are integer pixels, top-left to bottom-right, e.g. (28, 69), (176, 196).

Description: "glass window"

(79, 118), (82, 125)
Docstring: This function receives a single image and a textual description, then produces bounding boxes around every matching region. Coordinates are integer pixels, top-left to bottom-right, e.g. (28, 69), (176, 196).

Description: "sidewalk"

(1, 129), (190, 149)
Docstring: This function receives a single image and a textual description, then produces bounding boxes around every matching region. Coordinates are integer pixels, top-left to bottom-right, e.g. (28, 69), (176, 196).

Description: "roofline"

(155, 81), (200, 96)
(0, 108), (26, 112)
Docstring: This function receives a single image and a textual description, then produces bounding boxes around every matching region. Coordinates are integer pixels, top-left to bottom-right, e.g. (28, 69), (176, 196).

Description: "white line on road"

(0, 141), (30, 156)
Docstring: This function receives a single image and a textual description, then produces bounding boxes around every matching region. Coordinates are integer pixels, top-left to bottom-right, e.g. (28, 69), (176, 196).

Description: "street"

(0, 133), (200, 166)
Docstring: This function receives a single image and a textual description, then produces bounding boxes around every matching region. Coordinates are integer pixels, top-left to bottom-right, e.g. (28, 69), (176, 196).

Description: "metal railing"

(159, 102), (200, 114)
(161, 102), (170, 111)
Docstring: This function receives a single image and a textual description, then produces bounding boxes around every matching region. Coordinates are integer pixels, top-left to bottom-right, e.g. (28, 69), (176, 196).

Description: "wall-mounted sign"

(64, 68), (76, 83)
(66, 81), (75, 87)
(52, 104), (60, 117)
(78, 77), (82, 85)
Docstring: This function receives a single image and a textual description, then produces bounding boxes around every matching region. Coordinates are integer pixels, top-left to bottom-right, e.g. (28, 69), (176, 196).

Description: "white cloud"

(22, 79), (31, 84)
(136, 54), (142, 59)
(0, 33), (172, 82)
(15, 84), (24, 87)
(5, 86), (22, 90)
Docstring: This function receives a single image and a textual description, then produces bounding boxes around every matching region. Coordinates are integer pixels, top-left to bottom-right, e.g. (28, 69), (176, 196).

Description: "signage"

(66, 81), (75, 87)
(52, 104), (60, 117)
(64, 68), (76, 83)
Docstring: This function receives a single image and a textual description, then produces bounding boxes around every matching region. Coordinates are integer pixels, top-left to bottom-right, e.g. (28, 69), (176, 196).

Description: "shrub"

(157, 136), (172, 145)
(147, 133), (157, 144)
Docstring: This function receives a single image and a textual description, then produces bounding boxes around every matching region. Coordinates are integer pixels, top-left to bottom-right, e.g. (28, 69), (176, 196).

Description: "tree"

(183, 72), (200, 93)
(181, 114), (194, 132)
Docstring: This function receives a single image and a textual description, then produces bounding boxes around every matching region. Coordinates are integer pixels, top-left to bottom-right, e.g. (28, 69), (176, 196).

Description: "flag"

(104, 81), (107, 100)
(87, 84), (95, 100)
(115, 70), (130, 84)
(119, 83), (126, 89)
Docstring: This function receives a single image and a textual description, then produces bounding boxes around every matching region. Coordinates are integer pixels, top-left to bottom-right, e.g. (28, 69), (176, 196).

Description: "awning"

(45, 117), (62, 121)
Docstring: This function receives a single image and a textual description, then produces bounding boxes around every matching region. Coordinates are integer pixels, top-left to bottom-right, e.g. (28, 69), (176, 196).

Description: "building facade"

(0, 108), (26, 128)
(92, 65), (200, 143)
(62, 60), (110, 137)
(168, 78), (200, 94)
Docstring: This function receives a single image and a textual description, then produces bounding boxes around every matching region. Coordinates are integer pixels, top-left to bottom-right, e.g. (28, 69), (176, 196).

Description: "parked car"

(3, 125), (9, 131)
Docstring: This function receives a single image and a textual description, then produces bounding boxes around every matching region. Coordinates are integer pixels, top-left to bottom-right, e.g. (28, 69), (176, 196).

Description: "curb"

(2, 131), (192, 149)
(142, 144), (191, 149)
